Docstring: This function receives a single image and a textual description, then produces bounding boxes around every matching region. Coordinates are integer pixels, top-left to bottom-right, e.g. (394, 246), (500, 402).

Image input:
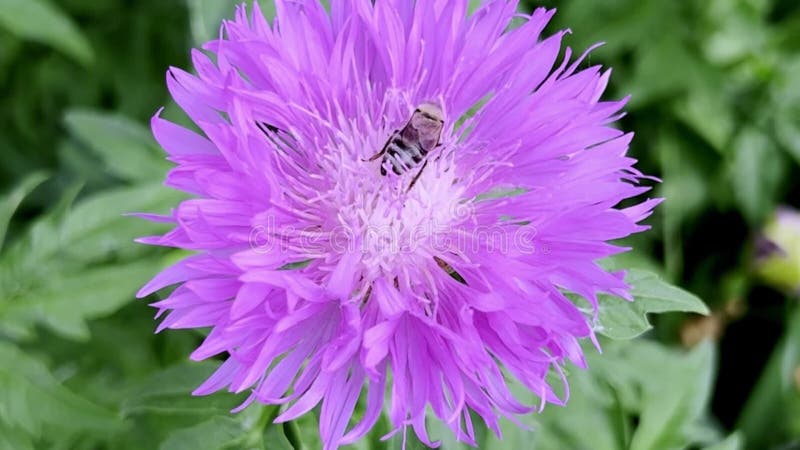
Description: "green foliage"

(0, 0), (188, 190)
(529, 340), (722, 450)
(425, 339), (730, 450)
(731, 128), (787, 225)
(736, 307), (800, 448)
(187, 0), (275, 44)
(0, 342), (120, 446)
(159, 416), (247, 450)
(64, 110), (169, 182)
(0, 0), (798, 449)
(593, 269), (709, 340)
(0, 172), (48, 247)
(0, 0), (93, 64)
(0, 182), (181, 341)
(546, 0), (799, 232)
(121, 363), (241, 417)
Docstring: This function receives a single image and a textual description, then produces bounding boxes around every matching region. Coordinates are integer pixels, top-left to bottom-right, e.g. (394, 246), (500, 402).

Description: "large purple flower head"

(137, 1), (659, 448)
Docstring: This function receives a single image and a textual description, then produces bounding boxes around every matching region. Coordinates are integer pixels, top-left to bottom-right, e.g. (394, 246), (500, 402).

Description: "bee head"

(415, 102), (444, 123)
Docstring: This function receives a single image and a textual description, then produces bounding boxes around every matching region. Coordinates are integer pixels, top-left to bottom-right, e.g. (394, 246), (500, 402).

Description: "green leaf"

(0, 0), (93, 64)
(119, 363), (259, 450)
(656, 129), (711, 279)
(736, 306), (800, 448)
(657, 131), (712, 227)
(627, 270), (711, 315)
(595, 297), (652, 341)
(291, 409), (323, 450)
(0, 182), (179, 340)
(121, 362), (242, 416)
(629, 341), (716, 450)
(27, 182), (180, 264)
(159, 405), (291, 450)
(0, 171), (48, 248)
(596, 269), (709, 340)
(385, 432), (430, 450)
(730, 128), (787, 225)
(554, 1), (679, 60)
(468, 0), (483, 14)
(262, 423), (296, 450)
(64, 109), (168, 182)
(673, 87), (734, 153)
(701, 0), (768, 65)
(58, 183), (180, 261)
(0, 422), (33, 450)
(627, 37), (702, 107)
(187, 0), (275, 45)
(529, 339), (719, 450)
(601, 253), (664, 276)
(0, 260), (159, 340)
(773, 57), (800, 164)
(159, 416), (247, 450)
(0, 342), (120, 439)
(704, 432), (744, 450)
(278, 259), (314, 271)
(529, 367), (623, 450)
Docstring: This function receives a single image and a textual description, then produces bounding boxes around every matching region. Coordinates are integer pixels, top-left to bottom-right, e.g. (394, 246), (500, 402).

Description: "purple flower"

(755, 207), (800, 293)
(136, 1), (659, 448)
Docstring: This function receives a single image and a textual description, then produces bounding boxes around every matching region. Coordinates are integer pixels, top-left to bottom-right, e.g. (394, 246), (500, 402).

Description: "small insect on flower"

(136, 1), (660, 449)
(368, 102), (445, 189)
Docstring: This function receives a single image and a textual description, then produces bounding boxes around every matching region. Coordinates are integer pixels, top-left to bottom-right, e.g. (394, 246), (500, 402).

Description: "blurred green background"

(1, 0), (799, 449)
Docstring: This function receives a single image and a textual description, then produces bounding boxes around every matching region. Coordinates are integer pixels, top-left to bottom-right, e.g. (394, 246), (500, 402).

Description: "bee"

(367, 103), (445, 190)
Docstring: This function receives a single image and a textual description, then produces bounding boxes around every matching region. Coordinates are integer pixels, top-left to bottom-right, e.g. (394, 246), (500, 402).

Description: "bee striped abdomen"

(382, 137), (428, 175)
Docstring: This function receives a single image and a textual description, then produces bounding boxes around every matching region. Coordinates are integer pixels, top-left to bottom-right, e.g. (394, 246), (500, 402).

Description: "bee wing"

(411, 116), (444, 150)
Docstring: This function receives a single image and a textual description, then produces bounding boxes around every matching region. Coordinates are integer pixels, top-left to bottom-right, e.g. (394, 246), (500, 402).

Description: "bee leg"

(407, 159), (429, 191)
(365, 131), (397, 162)
(366, 148), (386, 162)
